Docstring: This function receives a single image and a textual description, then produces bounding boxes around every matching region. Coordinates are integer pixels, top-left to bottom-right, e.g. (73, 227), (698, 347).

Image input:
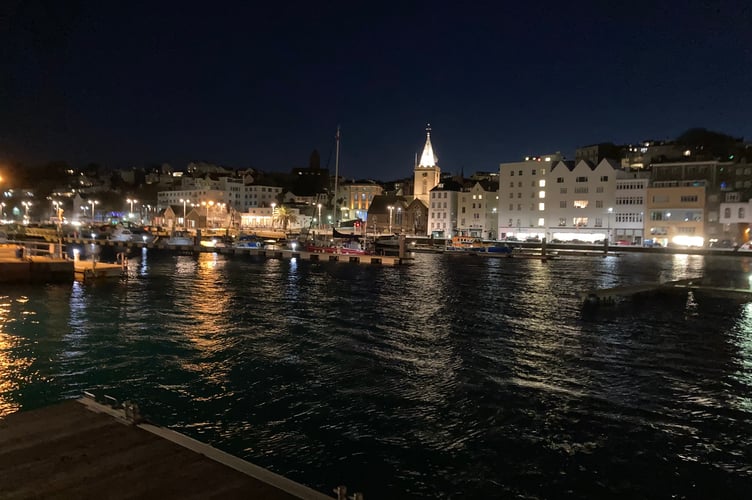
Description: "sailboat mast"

(334, 126), (340, 227)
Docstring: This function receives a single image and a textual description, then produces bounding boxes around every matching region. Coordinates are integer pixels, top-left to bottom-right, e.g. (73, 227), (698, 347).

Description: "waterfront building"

(650, 159), (734, 243)
(716, 160), (752, 243)
(457, 180), (499, 240)
(367, 195), (409, 235)
(497, 154), (561, 240)
(404, 198), (428, 235)
(413, 125), (441, 207)
(613, 173), (650, 244)
(545, 159), (620, 242)
(645, 180), (706, 247)
(337, 179), (384, 223)
(428, 179), (462, 238)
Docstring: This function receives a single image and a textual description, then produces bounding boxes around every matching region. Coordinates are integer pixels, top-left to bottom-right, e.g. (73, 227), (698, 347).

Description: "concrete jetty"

(580, 278), (752, 307)
(0, 394), (336, 499)
(0, 243), (73, 283)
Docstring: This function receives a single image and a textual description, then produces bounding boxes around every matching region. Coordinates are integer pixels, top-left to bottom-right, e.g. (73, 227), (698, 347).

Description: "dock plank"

(0, 399), (330, 500)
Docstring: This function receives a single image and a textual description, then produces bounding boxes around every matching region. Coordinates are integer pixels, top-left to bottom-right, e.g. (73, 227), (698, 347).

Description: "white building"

(498, 154), (561, 239)
(428, 179), (462, 237)
(457, 181), (499, 239)
(546, 159), (620, 242)
(613, 173), (649, 244)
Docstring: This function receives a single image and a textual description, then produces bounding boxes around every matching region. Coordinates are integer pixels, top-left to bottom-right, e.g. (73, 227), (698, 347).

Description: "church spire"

(418, 123), (437, 168)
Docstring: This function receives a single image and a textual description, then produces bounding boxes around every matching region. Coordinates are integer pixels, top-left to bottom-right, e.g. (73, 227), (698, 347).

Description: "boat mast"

(334, 126), (340, 227)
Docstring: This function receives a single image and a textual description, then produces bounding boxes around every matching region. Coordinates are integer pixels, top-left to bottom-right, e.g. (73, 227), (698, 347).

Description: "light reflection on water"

(1, 252), (752, 497)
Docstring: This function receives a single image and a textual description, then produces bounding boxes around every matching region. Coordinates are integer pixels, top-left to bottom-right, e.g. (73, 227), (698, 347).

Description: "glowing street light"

(201, 200), (214, 228)
(607, 207), (613, 243)
(88, 200), (99, 221)
(126, 198), (138, 216)
(180, 198), (188, 228)
(317, 203), (322, 229)
(271, 202), (276, 229)
(388, 205), (394, 234)
(22, 201), (32, 221)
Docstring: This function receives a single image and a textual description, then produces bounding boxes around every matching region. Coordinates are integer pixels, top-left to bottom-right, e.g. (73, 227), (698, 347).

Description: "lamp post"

(216, 202), (226, 229)
(180, 199), (188, 228)
(126, 198), (137, 218)
(271, 202), (276, 229)
(388, 205), (394, 234)
(88, 200), (98, 221)
(317, 203), (322, 229)
(607, 207), (613, 244)
(201, 201), (214, 228)
(397, 207), (402, 233)
(22, 201), (32, 221)
(0, 202), (5, 219)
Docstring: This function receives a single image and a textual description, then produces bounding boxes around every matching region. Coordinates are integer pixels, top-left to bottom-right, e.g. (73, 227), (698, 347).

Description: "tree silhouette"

(676, 128), (743, 159)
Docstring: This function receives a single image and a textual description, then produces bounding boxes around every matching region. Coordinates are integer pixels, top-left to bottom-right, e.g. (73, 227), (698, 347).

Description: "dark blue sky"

(2, 0), (750, 180)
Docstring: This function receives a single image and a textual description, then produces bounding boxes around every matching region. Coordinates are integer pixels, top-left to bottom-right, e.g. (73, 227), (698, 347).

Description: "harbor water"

(1, 250), (752, 498)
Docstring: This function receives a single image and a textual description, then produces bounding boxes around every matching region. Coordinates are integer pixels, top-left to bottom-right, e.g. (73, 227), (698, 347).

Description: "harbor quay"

(0, 393), (340, 499)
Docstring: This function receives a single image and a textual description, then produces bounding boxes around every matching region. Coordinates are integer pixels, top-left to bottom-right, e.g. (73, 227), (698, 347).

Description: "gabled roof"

(368, 195), (410, 213)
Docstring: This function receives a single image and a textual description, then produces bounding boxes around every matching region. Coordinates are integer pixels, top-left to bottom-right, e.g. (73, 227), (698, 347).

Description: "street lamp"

(397, 207), (402, 233)
(201, 200), (214, 228)
(0, 202), (5, 219)
(607, 207), (613, 243)
(317, 203), (322, 229)
(127, 198), (138, 217)
(388, 205), (394, 234)
(88, 200), (98, 221)
(180, 198), (188, 228)
(271, 202), (276, 229)
(22, 201), (32, 221)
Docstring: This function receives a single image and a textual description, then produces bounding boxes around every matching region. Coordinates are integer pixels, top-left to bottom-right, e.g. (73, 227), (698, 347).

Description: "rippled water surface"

(2, 250), (752, 498)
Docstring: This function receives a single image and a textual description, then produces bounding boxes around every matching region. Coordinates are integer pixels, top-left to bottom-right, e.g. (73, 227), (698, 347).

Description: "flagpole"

(334, 126), (340, 227)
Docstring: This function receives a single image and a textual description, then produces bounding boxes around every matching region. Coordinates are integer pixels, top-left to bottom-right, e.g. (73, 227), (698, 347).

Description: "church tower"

(413, 124), (441, 206)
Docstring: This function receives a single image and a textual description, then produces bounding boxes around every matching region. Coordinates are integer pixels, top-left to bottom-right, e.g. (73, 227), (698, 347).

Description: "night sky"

(2, 0), (750, 181)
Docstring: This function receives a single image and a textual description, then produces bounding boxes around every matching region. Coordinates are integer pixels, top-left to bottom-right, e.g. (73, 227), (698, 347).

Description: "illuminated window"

(538, 203), (545, 211)
(539, 191), (545, 199)
(538, 218), (545, 226)
(539, 179), (545, 187)
(574, 200), (588, 208)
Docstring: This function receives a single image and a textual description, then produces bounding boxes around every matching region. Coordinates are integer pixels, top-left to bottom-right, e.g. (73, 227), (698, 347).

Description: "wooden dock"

(0, 395), (335, 499)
